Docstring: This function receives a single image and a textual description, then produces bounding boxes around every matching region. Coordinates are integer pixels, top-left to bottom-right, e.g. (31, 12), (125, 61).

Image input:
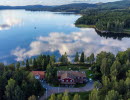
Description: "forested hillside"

(75, 9), (130, 33)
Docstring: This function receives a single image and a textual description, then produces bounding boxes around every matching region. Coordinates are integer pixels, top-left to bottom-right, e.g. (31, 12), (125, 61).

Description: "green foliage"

(0, 64), (44, 100)
(62, 91), (70, 100)
(110, 59), (121, 78)
(76, 8), (130, 34)
(100, 58), (110, 76)
(80, 52), (85, 63)
(105, 90), (121, 100)
(49, 94), (56, 100)
(87, 53), (95, 64)
(89, 89), (99, 100)
(26, 59), (30, 70)
(45, 64), (58, 85)
(59, 52), (69, 65)
(74, 52), (79, 63)
(73, 94), (81, 100)
(5, 79), (16, 100)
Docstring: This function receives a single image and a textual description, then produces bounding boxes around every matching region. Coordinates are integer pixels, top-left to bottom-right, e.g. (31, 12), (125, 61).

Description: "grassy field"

(75, 24), (95, 28)
(56, 64), (90, 70)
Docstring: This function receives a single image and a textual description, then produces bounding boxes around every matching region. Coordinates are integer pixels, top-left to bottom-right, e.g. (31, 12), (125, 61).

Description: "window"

(70, 80), (73, 82)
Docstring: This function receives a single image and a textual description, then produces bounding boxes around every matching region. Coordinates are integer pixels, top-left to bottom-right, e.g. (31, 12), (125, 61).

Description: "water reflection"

(0, 10), (22, 30)
(96, 30), (130, 40)
(12, 28), (130, 61)
(0, 10), (130, 63)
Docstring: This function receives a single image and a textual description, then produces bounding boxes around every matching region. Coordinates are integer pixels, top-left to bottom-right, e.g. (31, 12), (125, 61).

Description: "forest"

(75, 9), (130, 34)
(0, 63), (45, 100)
(0, 48), (130, 100)
(48, 49), (130, 100)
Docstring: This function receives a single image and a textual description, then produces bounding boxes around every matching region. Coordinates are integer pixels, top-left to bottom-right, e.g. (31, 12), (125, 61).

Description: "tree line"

(75, 9), (130, 33)
(15, 52), (94, 71)
(48, 48), (130, 100)
(0, 63), (44, 100)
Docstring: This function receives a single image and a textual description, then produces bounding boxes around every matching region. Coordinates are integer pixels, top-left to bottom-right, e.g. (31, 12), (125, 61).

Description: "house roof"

(58, 71), (86, 79)
(61, 72), (74, 80)
(32, 71), (45, 79)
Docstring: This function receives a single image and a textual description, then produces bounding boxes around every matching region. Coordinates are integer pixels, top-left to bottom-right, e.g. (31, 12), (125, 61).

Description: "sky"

(0, 0), (121, 6)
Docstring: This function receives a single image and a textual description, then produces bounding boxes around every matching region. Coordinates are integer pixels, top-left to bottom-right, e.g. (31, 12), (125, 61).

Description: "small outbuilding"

(32, 71), (45, 80)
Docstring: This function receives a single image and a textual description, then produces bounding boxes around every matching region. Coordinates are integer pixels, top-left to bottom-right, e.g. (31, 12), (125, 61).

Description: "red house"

(32, 71), (45, 80)
(57, 71), (86, 85)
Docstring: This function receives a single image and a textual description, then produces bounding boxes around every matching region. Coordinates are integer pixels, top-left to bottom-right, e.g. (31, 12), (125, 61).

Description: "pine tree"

(110, 59), (121, 78)
(89, 53), (95, 64)
(89, 89), (99, 100)
(57, 94), (63, 100)
(33, 58), (37, 70)
(100, 58), (110, 76)
(74, 52), (79, 63)
(73, 94), (81, 100)
(5, 79), (16, 100)
(105, 90), (121, 100)
(49, 94), (56, 100)
(14, 85), (24, 100)
(26, 59), (30, 70)
(62, 91), (70, 100)
(80, 52), (85, 63)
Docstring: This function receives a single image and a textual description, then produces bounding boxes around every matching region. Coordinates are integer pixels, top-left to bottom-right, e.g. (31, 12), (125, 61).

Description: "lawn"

(75, 24), (95, 28)
(56, 64), (90, 71)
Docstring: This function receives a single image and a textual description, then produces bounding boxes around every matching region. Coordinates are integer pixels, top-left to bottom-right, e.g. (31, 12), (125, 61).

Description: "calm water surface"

(0, 10), (130, 64)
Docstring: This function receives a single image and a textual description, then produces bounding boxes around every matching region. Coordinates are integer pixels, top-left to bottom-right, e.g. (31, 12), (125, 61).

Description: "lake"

(0, 10), (130, 64)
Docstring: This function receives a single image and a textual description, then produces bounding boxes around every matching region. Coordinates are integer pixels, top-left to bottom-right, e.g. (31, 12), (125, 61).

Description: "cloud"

(11, 28), (129, 61)
(0, 10), (22, 31)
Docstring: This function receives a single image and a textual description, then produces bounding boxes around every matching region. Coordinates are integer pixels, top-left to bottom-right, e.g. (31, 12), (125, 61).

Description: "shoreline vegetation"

(75, 10), (130, 35)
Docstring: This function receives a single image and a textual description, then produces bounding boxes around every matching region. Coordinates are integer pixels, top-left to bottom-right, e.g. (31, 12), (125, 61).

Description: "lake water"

(0, 10), (130, 64)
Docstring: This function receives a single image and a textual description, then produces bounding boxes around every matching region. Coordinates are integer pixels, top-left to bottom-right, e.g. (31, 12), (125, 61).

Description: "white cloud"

(11, 28), (129, 61)
(0, 10), (22, 30)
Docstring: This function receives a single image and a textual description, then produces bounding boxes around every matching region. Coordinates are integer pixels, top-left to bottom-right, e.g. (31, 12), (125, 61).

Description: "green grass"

(56, 65), (89, 71)
(85, 70), (93, 79)
(75, 24), (95, 28)
(123, 29), (130, 34)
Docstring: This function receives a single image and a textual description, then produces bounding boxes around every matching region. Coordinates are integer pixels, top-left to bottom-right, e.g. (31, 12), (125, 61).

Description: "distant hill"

(0, 5), (53, 10)
(0, 3), (97, 12)
(98, 0), (130, 10)
(0, 0), (129, 13)
(25, 3), (97, 13)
